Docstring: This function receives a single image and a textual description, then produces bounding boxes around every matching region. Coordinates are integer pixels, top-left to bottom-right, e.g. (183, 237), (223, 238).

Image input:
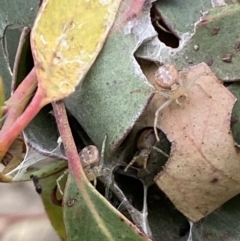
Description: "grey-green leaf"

(192, 194), (240, 241)
(0, 0), (39, 99)
(137, 3), (240, 81)
(63, 172), (151, 241)
(64, 2), (153, 157)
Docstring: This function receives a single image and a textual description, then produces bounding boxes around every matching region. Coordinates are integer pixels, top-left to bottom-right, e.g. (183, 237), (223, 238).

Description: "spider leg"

(180, 72), (211, 98)
(99, 135), (107, 168)
(93, 136), (113, 188)
(99, 136), (112, 178)
(93, 176), (97, 187)
(56, 169), (69, 196)
(151, 146), (169, 158)
(196, 83), (211, 98)
(124, 155), (138, 172)
(130, 89), (153, 94)
(84, 166), (98, 186)
(142, 155), (150, 174)
(156, 90), (171, 99)
(175, 98), (182, 106)
(175, 93), (188, 106)
(183, 73), (205, 88)
(154, 99), (172, 142)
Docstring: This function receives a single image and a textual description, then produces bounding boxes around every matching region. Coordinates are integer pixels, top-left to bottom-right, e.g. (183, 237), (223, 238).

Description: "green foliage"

(1, 0), (240, 241)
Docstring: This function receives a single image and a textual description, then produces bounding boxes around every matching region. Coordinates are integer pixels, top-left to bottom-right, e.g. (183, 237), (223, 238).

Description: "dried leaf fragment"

(154, 63), (240, 221)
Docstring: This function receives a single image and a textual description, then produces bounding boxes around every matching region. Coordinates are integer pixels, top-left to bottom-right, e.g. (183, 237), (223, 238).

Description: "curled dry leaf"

(2, 136), (26, 175)
(153, 63), (240, 222)
(139, 62), (240, 221)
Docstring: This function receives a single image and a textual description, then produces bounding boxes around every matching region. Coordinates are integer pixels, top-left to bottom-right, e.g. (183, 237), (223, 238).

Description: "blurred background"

(0, 181), (61, 241)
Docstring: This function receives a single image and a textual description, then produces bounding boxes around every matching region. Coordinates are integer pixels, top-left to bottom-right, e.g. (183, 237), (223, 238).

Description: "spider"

(124, 128), (169, 172)
(153, 65), (211, 142)
(57, 136), (110, 195)
(80, 137), (110, 187)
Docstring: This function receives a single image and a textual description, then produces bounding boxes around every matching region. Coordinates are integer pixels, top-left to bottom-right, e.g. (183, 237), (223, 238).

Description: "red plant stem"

(53, 102), (123, 241)
(2, 68), (37, 132)
(52, 102), (107, 235)
(6, 68), (37, 106)
(51, 101), (85, 179)
(0, 87), (45, 158)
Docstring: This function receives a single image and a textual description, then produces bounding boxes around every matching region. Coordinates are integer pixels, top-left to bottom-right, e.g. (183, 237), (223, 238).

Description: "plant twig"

(0, 84), (43, 159)
(51, 101), (85, 179)
(3, 68), (37, 133)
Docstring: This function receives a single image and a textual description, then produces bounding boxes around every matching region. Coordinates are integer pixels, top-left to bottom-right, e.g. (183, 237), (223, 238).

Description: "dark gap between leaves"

(114, 172), (144, 211)
(147, 184), (190, 239)
(96, 176), (134, 223)
(4, 26), (33, 72)
(150, 3), (179, 48)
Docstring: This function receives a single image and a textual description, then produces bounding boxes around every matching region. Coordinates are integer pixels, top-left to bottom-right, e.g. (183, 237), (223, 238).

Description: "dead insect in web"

(153, 64), (211, 142)
(30, 174), (42, 194)
(124, 128), (169, 172)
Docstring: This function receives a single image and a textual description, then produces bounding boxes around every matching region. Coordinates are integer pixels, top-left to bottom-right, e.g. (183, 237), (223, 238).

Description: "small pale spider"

(124, 128), (169, 172)
(153, 65), (211, 142)
(57, 136), (110, 195)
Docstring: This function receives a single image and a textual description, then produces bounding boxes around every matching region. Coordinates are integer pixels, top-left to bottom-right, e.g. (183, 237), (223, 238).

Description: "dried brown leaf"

(142, 62), (240, 221)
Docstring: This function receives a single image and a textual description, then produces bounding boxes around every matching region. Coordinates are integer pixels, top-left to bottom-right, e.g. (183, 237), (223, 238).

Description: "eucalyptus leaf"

(228, 83), (240, 144)
(37, 168), (67, 240)
(137, 2), (240, 81)
(7, 26), (63, 156)
(0, 0), (39, 99)
(5, 26), (61, 156)
(169, 5), (240, 81)
(192, 194), (240, 241)
(153, 0), (211, 34)
(63, 172), (151, 241)
(136, 0), (211, 65)
(64, 0), (153, 157)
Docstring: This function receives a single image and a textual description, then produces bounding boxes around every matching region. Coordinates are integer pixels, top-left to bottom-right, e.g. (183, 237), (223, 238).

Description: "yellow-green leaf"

(31, 0), (121, 103)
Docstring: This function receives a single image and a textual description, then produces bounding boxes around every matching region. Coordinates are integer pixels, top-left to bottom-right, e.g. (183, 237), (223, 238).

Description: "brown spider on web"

(124, 128), (169, 172)
(57, 136), (110, 195)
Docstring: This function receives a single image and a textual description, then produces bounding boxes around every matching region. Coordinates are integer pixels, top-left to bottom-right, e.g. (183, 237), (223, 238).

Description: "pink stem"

(3, 68), (37, 132)
(0, 87), (45, 158)
(51, 101), (85, 180)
